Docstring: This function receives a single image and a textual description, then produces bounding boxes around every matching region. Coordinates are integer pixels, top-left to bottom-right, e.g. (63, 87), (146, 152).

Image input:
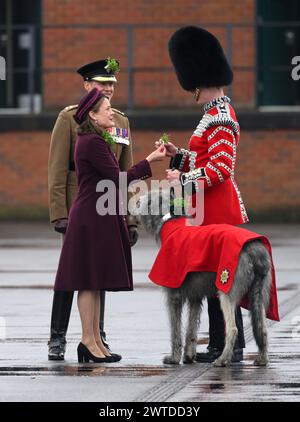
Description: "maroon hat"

(74, 88), (105, 124)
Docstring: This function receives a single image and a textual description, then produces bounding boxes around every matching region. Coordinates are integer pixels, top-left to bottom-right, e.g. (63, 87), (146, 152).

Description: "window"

(257, 0), (300, 107)
(0, 0), (41, 112)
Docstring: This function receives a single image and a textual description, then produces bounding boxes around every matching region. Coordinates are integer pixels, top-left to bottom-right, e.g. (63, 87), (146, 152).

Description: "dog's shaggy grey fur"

(139, 190), (272, 367)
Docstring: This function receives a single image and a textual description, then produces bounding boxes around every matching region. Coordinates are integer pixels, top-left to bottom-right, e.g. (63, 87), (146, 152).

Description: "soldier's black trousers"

(207, 297), (245, 350)
(49, 290), (106, 340)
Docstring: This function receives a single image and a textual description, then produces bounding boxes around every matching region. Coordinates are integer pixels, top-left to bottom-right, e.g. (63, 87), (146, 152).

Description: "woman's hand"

(154, 140), (177, 158)
(146, 145), (167, 163)
(166, 169), (181, 185)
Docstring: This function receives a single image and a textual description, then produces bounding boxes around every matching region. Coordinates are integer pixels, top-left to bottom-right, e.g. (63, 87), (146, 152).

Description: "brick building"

(0, 0), (300, 220)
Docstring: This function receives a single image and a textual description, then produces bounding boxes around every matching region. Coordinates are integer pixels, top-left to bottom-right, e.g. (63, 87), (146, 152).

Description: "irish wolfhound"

(138, 189), (274, 367)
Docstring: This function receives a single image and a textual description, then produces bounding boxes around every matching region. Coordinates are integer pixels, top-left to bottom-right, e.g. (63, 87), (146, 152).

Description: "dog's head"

(136, 188), (187, 242)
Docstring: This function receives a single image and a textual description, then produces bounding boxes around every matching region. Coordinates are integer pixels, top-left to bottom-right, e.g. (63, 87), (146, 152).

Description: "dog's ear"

(138, 193), (146, 207)
(132, 194), (146, 216)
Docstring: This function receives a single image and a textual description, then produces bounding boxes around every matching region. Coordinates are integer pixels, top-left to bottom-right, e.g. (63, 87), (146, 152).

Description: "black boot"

(195, 347), (244, 363)
(195, 297), (245, 363)
(48, 291), (74, 360)
(99, 290), (110, 349)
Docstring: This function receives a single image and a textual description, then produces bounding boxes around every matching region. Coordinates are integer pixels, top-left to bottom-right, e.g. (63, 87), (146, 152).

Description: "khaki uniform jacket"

(48, 104), (138, 225)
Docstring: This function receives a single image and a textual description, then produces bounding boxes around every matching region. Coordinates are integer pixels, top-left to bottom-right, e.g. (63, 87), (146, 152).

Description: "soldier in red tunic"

(162, 26), (247, 362)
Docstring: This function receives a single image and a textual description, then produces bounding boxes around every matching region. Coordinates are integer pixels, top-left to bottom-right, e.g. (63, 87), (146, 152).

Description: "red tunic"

(175, 97), (248, 226)
(149, 218), (279, 321)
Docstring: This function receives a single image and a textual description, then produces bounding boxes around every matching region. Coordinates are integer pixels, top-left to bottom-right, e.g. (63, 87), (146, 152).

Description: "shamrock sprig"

(171, 197), (187, 209)
(160, 133), (170, 144)
(170, 196), (188, 216)
(104, 57), (120, 74)
(102, 130), (117, 146)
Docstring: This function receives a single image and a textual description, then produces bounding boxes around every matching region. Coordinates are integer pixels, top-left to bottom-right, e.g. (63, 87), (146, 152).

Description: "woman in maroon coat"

(54, 88), (166, 363)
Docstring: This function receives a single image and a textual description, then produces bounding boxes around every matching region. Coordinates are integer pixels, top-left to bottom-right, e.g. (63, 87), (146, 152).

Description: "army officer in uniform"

(48, 58), (138, 360)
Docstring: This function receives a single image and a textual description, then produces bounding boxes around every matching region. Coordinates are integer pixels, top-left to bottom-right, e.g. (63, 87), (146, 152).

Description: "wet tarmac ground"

(0, 223), (299, 402)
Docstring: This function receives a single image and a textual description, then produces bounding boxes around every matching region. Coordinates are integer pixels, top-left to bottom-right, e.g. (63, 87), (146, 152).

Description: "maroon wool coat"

(54, 133), (152, 291)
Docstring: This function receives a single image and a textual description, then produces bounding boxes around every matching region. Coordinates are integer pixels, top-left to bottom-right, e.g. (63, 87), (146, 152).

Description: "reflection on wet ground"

(277, 283), (299, 291)
(1, 223), (300, 401)
(167, 315), (300, 402)
(0, 365), (171, 377)
(208, 383), (225, 390)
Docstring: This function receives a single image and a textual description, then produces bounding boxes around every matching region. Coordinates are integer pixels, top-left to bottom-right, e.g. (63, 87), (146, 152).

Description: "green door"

(257, 0), (300, 106)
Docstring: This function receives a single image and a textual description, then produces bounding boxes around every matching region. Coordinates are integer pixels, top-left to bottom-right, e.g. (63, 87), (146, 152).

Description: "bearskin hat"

(168, 26), (233, 91)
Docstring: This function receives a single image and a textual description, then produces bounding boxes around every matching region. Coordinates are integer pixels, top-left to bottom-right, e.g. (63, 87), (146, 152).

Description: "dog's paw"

(163, 355), (180, 365)
(183, 355), (194, 364)
(254, 355), (269, 366)
(213, 356), (230, 367)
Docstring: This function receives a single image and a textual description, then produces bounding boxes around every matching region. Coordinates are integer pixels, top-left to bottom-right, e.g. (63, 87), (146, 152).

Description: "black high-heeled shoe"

(77, 342), (116, 363)
(110, 353), (122, 362)
(95, 341), (122, 362)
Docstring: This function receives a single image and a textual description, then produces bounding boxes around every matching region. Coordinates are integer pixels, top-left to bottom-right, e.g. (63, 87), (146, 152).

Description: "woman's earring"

(194, 88), (201, 102)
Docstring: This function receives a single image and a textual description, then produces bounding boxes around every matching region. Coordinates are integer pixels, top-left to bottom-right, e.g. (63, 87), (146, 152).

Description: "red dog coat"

(149, 218), (279, 321)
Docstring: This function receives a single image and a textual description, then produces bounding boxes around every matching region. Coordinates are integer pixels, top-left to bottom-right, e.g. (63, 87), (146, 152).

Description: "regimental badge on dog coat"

(220, 269), (230, 284)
